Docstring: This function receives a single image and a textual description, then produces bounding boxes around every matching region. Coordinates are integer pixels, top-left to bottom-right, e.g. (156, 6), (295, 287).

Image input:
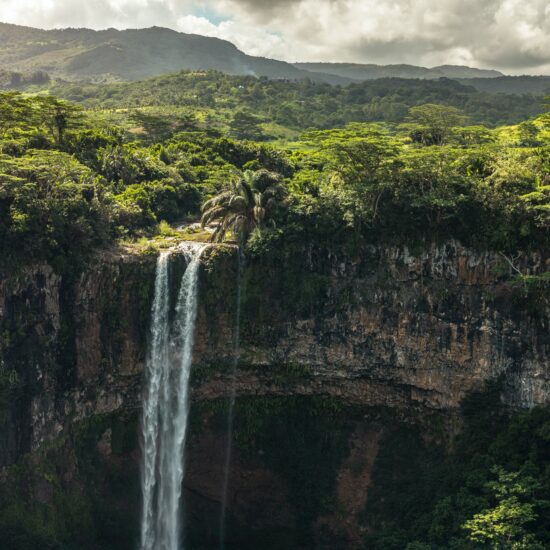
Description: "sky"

(0, 0), (549, 74)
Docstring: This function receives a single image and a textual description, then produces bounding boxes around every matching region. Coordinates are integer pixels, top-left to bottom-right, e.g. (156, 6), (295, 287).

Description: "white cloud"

(0, 0), (194, 30)
(211, 0), (550, 73)
(175, 14), (285, 58)
(0, 0), (549, 74)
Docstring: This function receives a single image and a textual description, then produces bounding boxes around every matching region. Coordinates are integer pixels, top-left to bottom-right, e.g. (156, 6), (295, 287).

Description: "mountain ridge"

(294, 62), (504, 80)
(0, 22), (350, 84)
(0, 22), (525, 84)
(1, 22), (549, 95)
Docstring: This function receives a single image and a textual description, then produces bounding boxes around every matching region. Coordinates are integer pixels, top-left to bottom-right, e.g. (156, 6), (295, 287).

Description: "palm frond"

(201, 205), (227, 227)
(201, 191), (233, 212)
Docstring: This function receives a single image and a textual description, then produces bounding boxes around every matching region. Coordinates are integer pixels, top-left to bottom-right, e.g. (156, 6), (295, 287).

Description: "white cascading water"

(141, 251), (171, 550)
(140, 243), (207, 550)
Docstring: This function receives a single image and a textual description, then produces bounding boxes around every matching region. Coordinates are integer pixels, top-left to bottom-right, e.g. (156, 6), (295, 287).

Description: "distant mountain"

(1, 22), (548, 96)
(294, 62), (504, 80)
(457, 76), (550, 95)
(0, 23), (349, 84)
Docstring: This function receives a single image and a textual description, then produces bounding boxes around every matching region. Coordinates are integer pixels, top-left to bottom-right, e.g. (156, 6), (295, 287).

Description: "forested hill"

(295, 62), (504, 81)
(296, 63), (550, 95)
(456, 76), (550, 95)
(2, 21), (549, 96)
(47, 70), (545, 129)
(0, 22), (348, 84)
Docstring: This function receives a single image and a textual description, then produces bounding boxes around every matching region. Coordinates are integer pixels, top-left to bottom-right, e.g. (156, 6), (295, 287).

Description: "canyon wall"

(0, 240), (548, 548)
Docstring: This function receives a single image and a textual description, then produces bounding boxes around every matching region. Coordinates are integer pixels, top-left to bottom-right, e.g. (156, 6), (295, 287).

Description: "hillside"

(46, 70), (545, 129)
(5, 21), (549, 97)
(295, 62), (504, 80)
(296, 63), (550, 95)
(0, 22), (348, 84)
(457, 75), (550, 95)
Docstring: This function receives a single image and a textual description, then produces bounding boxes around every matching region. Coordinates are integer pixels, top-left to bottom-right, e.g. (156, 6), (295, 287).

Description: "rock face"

(0, 240), (548, 547)
(0, 251), (155, 466)
(196, 240), (549, 412)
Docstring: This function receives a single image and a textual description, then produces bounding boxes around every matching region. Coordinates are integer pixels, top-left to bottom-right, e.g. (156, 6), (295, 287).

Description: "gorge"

(0, 237), (548, 548)
(0, 5), (549, 545)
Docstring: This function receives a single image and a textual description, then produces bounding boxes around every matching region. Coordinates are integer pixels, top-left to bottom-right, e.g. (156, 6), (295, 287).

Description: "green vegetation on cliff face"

(364, 387), (550, 549)
(0, 412), (140, 550)
(2, 391), (550, 550)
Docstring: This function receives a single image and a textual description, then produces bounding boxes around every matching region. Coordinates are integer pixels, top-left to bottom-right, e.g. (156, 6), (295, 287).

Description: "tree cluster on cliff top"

(0, 90), (548, 271)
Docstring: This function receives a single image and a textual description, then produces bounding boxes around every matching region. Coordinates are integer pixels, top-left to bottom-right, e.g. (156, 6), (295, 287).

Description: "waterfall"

(141, 252), (171, 550)
(140, 243), (207, 550)
(219, 250), (243, 549)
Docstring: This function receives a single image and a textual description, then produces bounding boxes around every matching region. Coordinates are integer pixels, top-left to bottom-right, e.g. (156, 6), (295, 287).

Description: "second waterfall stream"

(140, 243), (207, 550)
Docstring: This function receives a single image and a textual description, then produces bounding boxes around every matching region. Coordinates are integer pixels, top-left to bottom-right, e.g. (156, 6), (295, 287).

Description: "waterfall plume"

(140, 243), (207, 550)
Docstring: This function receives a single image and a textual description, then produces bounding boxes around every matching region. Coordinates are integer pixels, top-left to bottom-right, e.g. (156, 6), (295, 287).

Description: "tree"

(34, 96), (83, 146)
(201, 169), (286, 245)
(229, 109), (266, 141)
(0, 92), (36, 134)
(0, 150), (112, 268)
(323, 131), (400, 230)
(407, 103), (466, 145)
(463, 467), (545, 549)
(517, 121), (542, 147)
(129, 110), (198, 142)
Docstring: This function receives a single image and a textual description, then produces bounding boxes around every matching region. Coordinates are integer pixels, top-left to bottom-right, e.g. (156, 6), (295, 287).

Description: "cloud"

(0, 0), (193, 30)
(176, 14), (285, 56)
(210, 0), (550, 73)
(0, 0), (549, 74)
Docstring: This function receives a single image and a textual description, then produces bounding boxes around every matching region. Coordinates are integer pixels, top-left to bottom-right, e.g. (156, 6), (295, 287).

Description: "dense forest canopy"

(38, 71), (546, 130)
(0, 85), (548, 273)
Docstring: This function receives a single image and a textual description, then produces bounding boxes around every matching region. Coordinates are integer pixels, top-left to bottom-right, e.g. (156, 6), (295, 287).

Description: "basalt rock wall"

(0, 240), (548, 548)
(0, 241), (548, 466)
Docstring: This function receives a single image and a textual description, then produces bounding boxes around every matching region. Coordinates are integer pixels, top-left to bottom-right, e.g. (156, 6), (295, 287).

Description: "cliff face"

(0, 240), (548, 547)
(196, 240), (549, 411)
(0, 252), (155, 467)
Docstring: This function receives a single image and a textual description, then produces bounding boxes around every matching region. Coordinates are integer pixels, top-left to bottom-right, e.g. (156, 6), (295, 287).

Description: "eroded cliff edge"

(0, 240), (548, 547)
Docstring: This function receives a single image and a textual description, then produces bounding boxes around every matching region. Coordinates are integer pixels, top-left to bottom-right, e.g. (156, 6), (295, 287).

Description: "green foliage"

(270, 123), (550, 253)
(201, 169), (287, 245)
(0, 69), (49, 89)
(0, 412), (140, 550)
(229, 109), (267, 141)
(47, 71), (545, 129)
(407, 103), (467, 145)
(463, 467), (545, 549)
(231, 396), (354, 544)
(0, 84), (548, 273)
(128, 110), (198, 142)
(0, 149), (112, 270)
(511, 272), (550, 316)
(364, 390), (550, 549)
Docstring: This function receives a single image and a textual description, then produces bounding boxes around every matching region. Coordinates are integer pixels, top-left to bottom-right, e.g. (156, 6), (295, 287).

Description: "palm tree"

(201, 169), (286, 245)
